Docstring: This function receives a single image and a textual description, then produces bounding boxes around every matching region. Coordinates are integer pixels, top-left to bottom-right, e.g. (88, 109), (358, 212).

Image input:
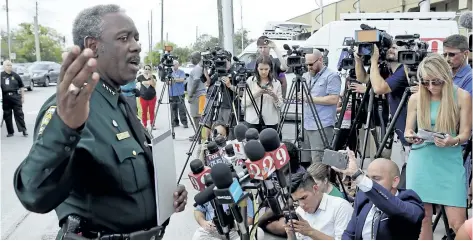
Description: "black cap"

(259, 128), (280, 152)
(211, 163), (234, 189)
(245, 128), (259, 141)
(234, 124), (248, 142)
(244, 140), (266, 162)
(190, 159), (205, 174)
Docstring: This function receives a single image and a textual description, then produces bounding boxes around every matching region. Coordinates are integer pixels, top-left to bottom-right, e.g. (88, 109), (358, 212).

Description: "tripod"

(177, 79), (245, 183)
(151, 74), (196, 139)
(278, 70), (350, 200)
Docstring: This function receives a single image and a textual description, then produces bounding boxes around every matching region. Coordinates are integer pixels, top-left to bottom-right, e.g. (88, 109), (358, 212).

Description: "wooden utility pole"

(217, 0), (224, 48)
(34, 0), (41, 61)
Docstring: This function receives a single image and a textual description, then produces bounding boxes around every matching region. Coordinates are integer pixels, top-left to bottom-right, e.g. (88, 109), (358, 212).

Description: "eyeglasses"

(420, 79), (444, 86)
(443, 52), (462, 58)
(144, 68), (151, 70)
(306, 62), (316, 67)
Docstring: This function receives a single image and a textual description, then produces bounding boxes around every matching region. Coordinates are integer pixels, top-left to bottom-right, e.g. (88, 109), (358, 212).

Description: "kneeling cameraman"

(355, 42), (410, 188)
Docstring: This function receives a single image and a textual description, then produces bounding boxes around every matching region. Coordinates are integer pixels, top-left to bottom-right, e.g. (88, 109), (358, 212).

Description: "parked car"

(28, 61), (61, 87)
(0, 65), (34, 91)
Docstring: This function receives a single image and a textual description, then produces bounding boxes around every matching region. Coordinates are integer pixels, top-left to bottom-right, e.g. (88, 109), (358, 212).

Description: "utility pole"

(6, 0), (11, 60)
(222, 0), (235, 55)
(240, 0), (244, 53)
(150, 10), (153, 66)
(217, 0), (224, 48)
(166, 32), (168, 43)
(196, 26), (198, 42)
(356, 0), (361, 13)
(148, 20), (151, 54)
(160, 0), (164, 52)
(34, 0), (41, 61)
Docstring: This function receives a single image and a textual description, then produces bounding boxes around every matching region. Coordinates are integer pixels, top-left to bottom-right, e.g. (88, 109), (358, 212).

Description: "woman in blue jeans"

(404, 54), (471, 239)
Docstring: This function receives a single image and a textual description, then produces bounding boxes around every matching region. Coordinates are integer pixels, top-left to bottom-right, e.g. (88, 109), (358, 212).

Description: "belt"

(60, 215), (166, 240)
(3, 91), (18, 96)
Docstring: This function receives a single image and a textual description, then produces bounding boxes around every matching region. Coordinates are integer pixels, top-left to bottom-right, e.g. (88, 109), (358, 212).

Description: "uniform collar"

(454, 64), (471, 78)
(96, 79), (120, 108)
(317, 193), (329, 211)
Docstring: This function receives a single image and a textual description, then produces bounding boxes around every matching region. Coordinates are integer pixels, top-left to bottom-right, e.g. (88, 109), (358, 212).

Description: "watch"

(351, 169), (364, 180)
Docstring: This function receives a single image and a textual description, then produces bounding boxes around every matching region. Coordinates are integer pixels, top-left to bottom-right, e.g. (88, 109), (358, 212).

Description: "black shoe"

(23, 131), (28, 137)
(183, 124), (189, 128)
(172, 123), (180, 128)
(7, 133), (13, 137)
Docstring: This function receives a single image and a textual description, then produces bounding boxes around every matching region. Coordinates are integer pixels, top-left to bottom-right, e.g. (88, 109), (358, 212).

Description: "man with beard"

(355, 43), (410, 188)
(13, 4), (187, 239)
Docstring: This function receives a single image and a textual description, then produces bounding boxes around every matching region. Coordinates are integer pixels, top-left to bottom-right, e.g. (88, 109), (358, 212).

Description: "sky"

(0, 0), (340, 59)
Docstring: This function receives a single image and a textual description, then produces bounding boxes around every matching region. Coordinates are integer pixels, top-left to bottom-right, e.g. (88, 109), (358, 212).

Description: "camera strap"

(308, 67), (328, 91)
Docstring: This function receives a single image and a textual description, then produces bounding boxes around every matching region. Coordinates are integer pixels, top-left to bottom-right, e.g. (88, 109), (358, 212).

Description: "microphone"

(283, 44), (291, 51)
(188, 159), (212, 192)
(233, 56), (240, 62)
(259, 129), (291, 189)
(234, 124), (248, 142)
(194, 184), (216, 207)
(245, 128), (259, 141)
(459, 11), (472, 30)
(211, 163), (250, 240)
(244, 140), (276, 180)
(206, 141), (226, 167)
(244, 140), (283, 216)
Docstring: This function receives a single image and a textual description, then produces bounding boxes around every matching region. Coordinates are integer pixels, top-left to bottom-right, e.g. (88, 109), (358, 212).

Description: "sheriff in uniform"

(1, 60), (28, 137)
(13, 5), (187, 240)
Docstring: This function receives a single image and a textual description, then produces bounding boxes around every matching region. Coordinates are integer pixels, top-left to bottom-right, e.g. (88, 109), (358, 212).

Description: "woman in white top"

(242, 55), (284, 133)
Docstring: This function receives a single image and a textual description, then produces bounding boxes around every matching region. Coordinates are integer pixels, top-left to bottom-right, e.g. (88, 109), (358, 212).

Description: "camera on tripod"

(355, 24), (393, 62)
(232, 56), (254, 97)
(202, 47), (230, 76)
(159, 45), (178, 81)
(283, 44), (313, 75)
(395, 34), (430, 85)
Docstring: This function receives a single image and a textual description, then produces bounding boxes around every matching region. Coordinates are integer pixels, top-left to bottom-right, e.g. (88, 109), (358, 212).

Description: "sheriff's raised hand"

(57, 46), (100, 129)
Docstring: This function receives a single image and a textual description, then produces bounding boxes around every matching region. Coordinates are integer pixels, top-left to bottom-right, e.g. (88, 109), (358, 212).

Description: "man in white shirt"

(285, 172), (353, 240)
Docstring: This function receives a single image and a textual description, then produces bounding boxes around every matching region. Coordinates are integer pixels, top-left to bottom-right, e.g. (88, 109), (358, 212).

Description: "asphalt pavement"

(0, 82), (461, 239)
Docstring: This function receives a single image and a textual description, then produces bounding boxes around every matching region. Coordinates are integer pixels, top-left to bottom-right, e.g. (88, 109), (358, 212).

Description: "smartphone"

(417, 129), (447, 142)
(322, 149), (349, 170)
(284, 211), (299, 223)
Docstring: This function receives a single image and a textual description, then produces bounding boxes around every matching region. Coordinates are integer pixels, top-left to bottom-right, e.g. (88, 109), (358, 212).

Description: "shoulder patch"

(38, 106), (57, 135)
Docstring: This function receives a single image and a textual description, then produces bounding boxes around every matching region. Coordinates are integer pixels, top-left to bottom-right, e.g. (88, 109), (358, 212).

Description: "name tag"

(116, 131), (130, 140)
(5, 78), (9, 85)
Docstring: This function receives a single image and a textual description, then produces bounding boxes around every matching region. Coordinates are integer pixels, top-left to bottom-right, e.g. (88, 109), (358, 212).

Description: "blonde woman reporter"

(242, 55), (283, 133)
(405, 54), (472, 239)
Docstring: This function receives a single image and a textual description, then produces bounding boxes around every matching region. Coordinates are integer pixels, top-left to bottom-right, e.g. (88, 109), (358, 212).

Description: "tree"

(192, 34), (219, 52)
(1, 23), (63, 63)
(233, 29), (254, 56)
(144, 41), (193, 65)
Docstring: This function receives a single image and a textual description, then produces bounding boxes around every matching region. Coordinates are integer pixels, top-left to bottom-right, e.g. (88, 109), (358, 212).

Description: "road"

(0, 82), (459, 239)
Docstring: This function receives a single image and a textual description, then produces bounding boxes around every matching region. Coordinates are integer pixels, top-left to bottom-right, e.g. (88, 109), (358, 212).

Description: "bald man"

(333, 150), (424, 240)
(302, 51), (341, 163)
(1, 60), (28, 137)
(170, 60), (188, 128)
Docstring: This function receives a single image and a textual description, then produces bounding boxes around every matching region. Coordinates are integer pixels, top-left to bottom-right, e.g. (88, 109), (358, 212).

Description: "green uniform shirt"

(328, 184), (344, 199)
(14, 80), (157, 233)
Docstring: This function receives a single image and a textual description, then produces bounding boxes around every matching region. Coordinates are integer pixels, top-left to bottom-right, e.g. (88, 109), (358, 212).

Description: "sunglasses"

(420, 79), (444, 86)
(443, 52), (462, 58)
(306, 62), (316, 67)
(144, 68), (151, 70)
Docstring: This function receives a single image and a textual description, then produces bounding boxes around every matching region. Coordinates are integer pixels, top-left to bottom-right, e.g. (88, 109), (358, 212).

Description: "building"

(287, 0), (472, 35)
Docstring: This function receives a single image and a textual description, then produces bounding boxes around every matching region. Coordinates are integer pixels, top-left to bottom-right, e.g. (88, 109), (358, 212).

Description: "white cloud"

(0, 0), (338, 60)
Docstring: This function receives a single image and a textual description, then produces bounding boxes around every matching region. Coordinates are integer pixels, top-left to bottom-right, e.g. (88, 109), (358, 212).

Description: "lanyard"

(309, 67), (328, 91)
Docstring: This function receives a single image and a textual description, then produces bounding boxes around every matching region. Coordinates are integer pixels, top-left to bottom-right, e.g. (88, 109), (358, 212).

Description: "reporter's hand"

(349, 83), (366, 93)
(434, 135), (456, 148)
(57, 46), (100, 129)
(201, 221), (216, 232)
(405, 129), (424, 144)
(370, 45), (380, 63)
(410, 85), (419, 94)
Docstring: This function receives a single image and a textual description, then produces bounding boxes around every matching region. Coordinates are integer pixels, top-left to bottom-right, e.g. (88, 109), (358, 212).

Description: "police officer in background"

(13, 4), (187, 240)
(1, 60), (28, 137)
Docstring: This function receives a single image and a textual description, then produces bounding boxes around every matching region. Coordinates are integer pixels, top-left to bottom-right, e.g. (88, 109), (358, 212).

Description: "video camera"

(232, 56), (254, 97)
(283, 44), (313, 75)
(396, 34), (430, 85)
(202, 47), (231, 76)
(355, 24), (393, 61)
(157, 46), (178, 82)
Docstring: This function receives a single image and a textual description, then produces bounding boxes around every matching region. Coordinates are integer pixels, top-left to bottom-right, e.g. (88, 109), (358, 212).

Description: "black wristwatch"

(351, 169), (364, 180)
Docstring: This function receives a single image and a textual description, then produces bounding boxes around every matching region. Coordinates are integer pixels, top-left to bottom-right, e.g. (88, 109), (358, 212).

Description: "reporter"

(404, 54), (472, 239)
(137, 65), (157, 129)
(355, 43), (411, 188)
(242, 55), (283, 133)
(307, 163), (344, 199)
